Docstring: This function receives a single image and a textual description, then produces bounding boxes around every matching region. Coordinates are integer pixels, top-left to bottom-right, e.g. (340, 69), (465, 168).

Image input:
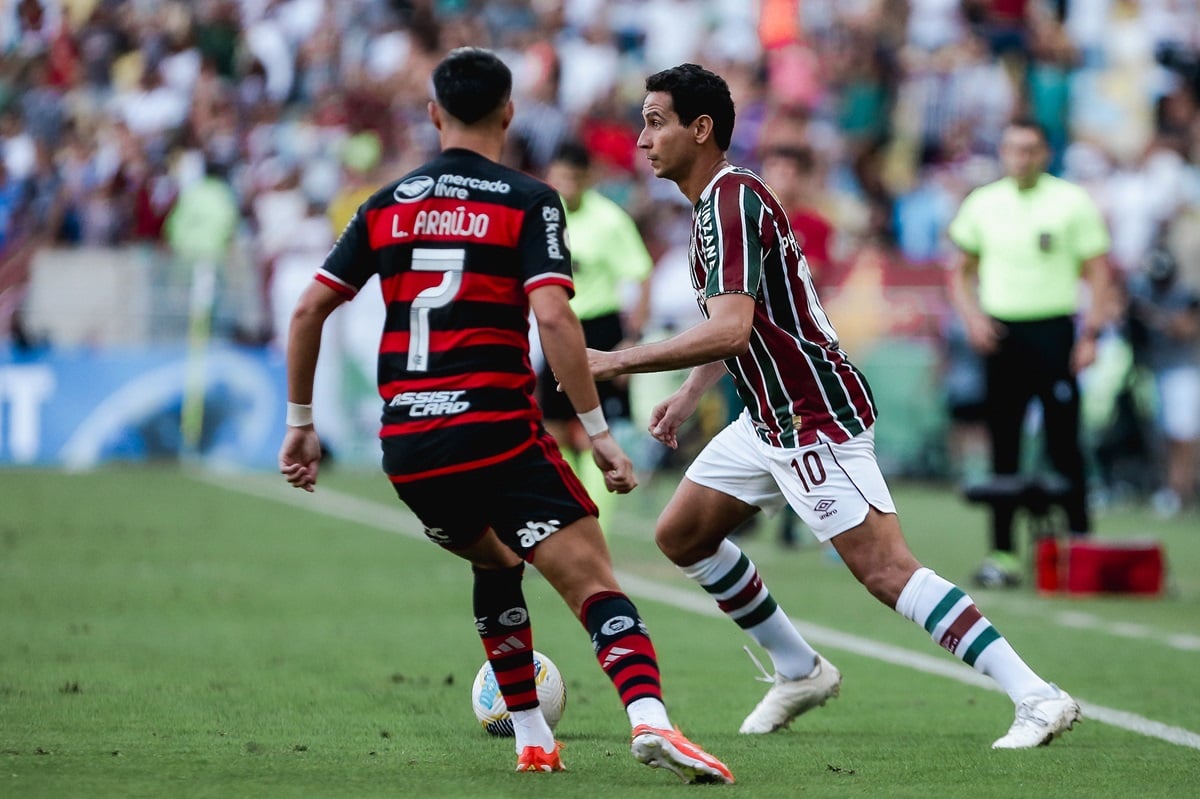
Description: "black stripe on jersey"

(382, 423), (535, 478)
(379, 345), (534, 379)
(383, 300), (527, 334)
(376, 243), (527, 279)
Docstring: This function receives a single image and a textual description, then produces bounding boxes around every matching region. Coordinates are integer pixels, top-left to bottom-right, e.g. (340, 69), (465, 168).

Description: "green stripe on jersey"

(797, 338), (868, 438)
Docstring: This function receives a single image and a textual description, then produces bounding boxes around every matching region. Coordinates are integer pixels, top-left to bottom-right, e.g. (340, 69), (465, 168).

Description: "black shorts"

(390, 432), (598, 559)
(538, 312), (631, 422)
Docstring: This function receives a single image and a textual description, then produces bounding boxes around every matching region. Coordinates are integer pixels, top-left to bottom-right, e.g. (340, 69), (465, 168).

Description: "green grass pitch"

(2, 465), (1197, 798)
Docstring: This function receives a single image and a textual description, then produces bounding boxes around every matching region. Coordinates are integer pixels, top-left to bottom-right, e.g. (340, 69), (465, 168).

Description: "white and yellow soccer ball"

(471, 650), (566, 736)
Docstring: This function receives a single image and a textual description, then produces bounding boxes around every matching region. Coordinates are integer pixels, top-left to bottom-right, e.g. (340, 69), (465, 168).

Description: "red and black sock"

(473, 564), (537, 711)
(581, 591), (663, 706)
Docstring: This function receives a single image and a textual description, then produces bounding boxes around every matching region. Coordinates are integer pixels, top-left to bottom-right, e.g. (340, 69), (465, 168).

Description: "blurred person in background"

(163, 158), (241, 333)
(505, 40), (570, 174)
(259, 158), (347, 458)
(590, 62), (1081, 750)
(323, 129), (391, 452)
(1127, 245), (1200, 517)
(759, 144), (835, 284)
(538, 139), (653, 525)
(947, 118), (1119, 589)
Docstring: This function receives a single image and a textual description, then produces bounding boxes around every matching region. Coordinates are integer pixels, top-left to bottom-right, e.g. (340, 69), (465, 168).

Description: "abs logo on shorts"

(394, 176), (435, 203)
(814, 499), (838, 520)
(498, 607), (529, 627)
(423, 526), (452, 544)
(516, 519), (561, 549)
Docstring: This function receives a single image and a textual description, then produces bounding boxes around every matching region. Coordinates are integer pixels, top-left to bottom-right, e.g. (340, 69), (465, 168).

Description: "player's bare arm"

(530, 284), (637, 494)
(587, 292), (755, 380)
(946, 249), (1005, 354)
(278, 281), (344, 491)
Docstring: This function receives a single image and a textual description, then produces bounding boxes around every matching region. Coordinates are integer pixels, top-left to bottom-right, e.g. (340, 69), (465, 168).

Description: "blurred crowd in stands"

(1, 0), (1198, 510)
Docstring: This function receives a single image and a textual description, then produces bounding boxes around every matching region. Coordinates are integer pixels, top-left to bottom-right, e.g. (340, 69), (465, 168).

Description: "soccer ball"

(471, 650), (566, 736)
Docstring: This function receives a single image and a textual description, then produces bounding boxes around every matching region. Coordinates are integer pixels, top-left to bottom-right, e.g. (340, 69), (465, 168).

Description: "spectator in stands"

(947, 118), (1119, 588)
(760, 145), (835, 284)
(1127, 246), (1200, 517)
(506, 41), (570, 174)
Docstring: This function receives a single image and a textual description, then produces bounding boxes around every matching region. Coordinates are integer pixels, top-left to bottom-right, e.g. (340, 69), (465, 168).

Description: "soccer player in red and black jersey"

(277, 48), (731, 783)
(587, 63), (1080, 750)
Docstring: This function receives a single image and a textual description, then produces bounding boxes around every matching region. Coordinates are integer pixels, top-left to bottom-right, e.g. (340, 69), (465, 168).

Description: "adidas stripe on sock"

(474, 564), (538, 711)
(581, 591), (663, 706)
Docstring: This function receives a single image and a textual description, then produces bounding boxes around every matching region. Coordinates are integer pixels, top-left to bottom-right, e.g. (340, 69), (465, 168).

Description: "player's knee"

(653, 522), (693, 565)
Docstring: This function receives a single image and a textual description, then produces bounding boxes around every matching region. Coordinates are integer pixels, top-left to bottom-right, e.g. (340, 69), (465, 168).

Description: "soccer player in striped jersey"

(278, 48), (732, 783)
(587, 63), (1080, 750)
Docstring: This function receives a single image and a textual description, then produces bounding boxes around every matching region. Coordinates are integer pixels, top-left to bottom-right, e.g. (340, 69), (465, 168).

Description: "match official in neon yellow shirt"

(947, 118), (1118, 589)
(539, 141), (653, 517)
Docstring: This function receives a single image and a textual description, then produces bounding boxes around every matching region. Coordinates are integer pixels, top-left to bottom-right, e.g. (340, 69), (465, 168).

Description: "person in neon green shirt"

(947, 118), (1119, 588)
(539, 141), (653, 520)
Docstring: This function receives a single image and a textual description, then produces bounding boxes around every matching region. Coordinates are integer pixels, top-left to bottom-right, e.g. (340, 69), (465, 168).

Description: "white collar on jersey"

(698, 165), (739, 202)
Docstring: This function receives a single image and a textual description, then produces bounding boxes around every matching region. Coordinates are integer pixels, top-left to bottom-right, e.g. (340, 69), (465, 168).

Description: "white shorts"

(1157, 365), (1200, 442)
(685, 411), (896, 542)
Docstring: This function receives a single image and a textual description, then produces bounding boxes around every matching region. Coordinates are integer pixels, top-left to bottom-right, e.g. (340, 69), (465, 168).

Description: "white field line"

(191, 471), (1200, 751)
(973, 596), (1200, 653)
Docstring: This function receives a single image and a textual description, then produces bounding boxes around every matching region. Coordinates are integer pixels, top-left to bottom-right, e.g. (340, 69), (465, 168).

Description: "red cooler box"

(1065, 539), (1165, 595)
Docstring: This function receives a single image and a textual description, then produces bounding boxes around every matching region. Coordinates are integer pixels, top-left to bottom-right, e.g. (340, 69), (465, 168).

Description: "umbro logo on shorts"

(814, 499), (838, 520)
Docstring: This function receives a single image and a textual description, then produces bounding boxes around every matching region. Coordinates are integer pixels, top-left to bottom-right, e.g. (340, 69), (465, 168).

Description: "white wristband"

(286, 402), (314, 427)
(577, 406), (609, 438)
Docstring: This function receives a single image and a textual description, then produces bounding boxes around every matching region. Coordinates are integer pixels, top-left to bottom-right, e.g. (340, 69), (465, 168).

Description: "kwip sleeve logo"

(393, 176), (435, 203)
(542, 205), (564, 259)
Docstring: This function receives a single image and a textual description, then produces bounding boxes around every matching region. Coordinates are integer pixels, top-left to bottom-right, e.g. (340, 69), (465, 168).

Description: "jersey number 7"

(408, 248), (465, 372)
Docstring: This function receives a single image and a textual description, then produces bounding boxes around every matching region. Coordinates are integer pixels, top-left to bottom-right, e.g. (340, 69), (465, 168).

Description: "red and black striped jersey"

(690, 165), (876, 447)
(316, 148), (573, 482)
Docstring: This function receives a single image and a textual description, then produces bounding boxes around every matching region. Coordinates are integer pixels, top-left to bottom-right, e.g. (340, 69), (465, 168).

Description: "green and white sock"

(681, 538), (817, 679)
(896, 567), (1052, 702)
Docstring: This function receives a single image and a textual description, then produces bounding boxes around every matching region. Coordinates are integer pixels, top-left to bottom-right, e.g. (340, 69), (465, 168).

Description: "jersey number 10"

(789, 451), (827, 493)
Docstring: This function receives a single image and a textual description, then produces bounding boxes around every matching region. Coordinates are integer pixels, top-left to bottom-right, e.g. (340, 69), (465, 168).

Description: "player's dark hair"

(432, 47), (512, 125)
(645, 63), (736, 151)
(1006, 117), (1050, 145)
(551, 139), (591, 170)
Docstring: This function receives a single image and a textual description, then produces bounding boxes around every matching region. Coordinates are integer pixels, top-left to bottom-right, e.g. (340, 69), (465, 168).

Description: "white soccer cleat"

(739, 654), (842, 734)
(992, 685), (1081, 749)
